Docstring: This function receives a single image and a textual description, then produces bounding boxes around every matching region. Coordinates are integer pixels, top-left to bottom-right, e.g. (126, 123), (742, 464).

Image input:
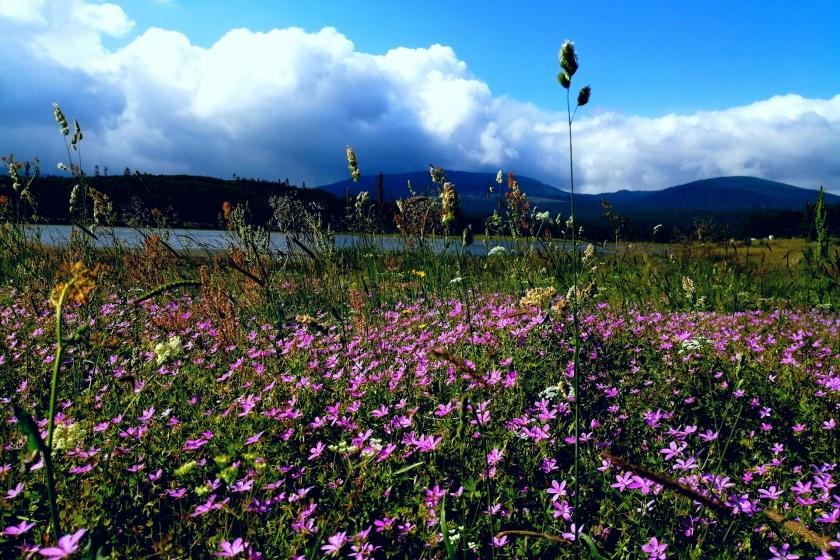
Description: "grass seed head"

(53, 102), (69, 136)
(577, 85), (591, 106)
(559, 40), (579, 78)
(346, 145), (360, 182)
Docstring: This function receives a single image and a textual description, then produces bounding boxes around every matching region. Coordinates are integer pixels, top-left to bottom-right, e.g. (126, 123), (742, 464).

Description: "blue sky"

(113, 0), (840, 115)
(1, 0), (839, 192)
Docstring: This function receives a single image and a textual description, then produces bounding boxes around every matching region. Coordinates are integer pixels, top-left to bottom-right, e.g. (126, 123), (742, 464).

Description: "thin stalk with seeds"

(558, 40), (591, 555)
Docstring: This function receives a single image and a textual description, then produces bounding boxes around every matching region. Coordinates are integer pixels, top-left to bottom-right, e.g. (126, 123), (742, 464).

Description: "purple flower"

(561, 523), (582, 541)
(699, 429), (719, 442)
(373, 517), (395, 532)
(308, 441), (325, 460)
(672, 457), (698, 471)
(642, 537), (668, 559)
(4, 520), (36, 536)
(546, 479), (568, 501)
(165, 487), (187, 499)
(39, 529), (85, 558)
(138, 406), (155, 422)
(758, 486), (783, 500)
(486, 448), (503, 466)
(816, 507), (840, 524)
(728, 493), (758, 514)
(768, 543), (800, 560)
(320, 531), (348, 556)
(6, 482), (24, 499)
(552, 500), (573, 521)
(214, 538), (247, 558)
(492, 534), (508, 548)
(629, 475), (656, 495)
(660, 441), (686, 460)
(611, 471), (633, 492)
(231, 479), (254, 493)
(791, 481), (812, 496)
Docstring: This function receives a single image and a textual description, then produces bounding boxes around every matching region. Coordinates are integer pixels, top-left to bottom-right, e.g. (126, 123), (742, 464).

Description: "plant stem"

(44, 282), (71, 539)
(566, 85), (582, 558)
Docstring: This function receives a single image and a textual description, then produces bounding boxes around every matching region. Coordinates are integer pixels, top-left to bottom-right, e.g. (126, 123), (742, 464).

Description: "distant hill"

(600, 176), (839, 211)
(316, 173), (837, 218)
(317, 170), (565, 201)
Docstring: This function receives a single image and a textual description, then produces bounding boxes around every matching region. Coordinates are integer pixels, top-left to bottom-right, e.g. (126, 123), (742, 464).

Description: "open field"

(0, 222), (838, 559)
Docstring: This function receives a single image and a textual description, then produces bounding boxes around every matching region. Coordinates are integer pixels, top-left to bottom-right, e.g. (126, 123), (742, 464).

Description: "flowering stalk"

(558, 40), (591, 554)
(42, 283), (72, 539)
(40, 262), (100, 538)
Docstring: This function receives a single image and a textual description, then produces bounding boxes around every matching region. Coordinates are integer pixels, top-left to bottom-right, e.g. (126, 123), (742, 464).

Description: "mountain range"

(317, 172), (837, 219)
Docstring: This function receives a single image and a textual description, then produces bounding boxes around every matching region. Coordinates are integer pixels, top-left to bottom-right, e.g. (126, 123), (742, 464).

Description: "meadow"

(0, 52), (838, 558)
(0, 192), (838, 559)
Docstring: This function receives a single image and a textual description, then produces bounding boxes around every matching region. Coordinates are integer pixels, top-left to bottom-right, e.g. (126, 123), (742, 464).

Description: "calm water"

(23, 224), (575, 256)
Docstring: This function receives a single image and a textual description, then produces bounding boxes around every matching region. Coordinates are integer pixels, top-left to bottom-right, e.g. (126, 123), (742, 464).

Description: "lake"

(22, 224), (583, 256)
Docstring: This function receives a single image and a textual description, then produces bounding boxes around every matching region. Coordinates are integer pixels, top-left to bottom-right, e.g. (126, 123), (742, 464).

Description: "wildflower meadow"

(0, 42), (838, 560)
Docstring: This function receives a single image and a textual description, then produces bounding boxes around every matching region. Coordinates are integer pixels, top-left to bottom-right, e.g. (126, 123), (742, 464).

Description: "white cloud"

(1, 0), (133, 71)
(1, 0), (838, 193)
(0, 0), (47, 24)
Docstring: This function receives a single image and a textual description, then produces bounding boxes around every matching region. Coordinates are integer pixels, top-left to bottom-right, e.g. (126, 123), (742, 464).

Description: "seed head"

(557, 71), (571, 89)
(681, 276), (696, 298)
(355, 191), (370, 215)
(71, 118), (83, 150)
(496, 170), (504, 184)
(440, 181), (458, 226)
(577, 85), (591, 107)
(345, 146), (360, 182)
(429, 164), (446, 185)
(53, 102), (69, 136)
(7, 161), (22, 191)
(68, 184), (81, 214)
(559, 41), (579, 78)
(89, 188), (114, 226)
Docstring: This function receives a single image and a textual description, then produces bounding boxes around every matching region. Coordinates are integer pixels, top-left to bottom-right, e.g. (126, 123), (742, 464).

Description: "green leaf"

(580, 533), (606, 560)
(12, 401), (47, 455)
(393, 461), (424, 476)
(440, 493), (457, 560)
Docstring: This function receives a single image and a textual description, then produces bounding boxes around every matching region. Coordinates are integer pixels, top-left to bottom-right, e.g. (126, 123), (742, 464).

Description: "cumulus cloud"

(1, 0), (838, 193)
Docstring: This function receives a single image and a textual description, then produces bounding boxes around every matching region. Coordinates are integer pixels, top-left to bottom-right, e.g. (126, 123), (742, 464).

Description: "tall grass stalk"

(558, 40), (591, 554)
(32, 262), (99, 538)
